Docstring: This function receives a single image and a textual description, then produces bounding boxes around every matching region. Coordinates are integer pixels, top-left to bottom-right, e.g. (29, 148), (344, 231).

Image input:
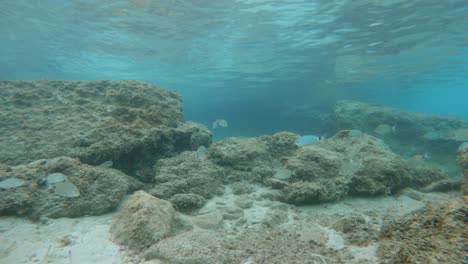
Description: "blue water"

(1, 0), (467, 139)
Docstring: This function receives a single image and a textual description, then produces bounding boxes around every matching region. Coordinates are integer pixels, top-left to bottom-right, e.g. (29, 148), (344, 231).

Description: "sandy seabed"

(0, 190), (457, 264)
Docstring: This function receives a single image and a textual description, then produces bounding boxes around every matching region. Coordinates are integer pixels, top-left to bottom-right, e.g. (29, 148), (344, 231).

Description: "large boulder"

(0, 80), (211, 181)
(207, 133), (297, 183)
(322, 130), (447, 195)
(0, 157), (129, 219)
(208, 137), (272, 169)
(281, 145), (349, 204)
(278, 130), (447, 204)
(150, 151), (224, 201)
(110, 191), (175, 251)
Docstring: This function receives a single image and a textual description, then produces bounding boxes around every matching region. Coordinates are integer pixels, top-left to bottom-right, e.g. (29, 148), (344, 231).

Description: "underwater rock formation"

(279, 130), (447, 204)
(0, 157), (129, 219)
(378, 200), (466, 263)
(0, 80), (211, 181)
(110, 191), (175, 251)
(333, 100), (468, 176)
(150, 151), (224, 201)
(155, 130), (447, 207)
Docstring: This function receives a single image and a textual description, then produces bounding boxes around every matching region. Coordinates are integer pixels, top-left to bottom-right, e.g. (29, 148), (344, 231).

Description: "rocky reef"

(0, 81), (465, 264)
(333, 100), (468, 176)
(0, 80), (211, 181)
(0, 156), (130, 219)
(0, 80), (210, 219)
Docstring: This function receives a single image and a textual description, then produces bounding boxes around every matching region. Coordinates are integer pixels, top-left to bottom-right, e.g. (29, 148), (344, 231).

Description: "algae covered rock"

(111, 191), (175, 251)
(378, 200), (466, 263)
(150, 151), (223, 200)
(333, 100), (468, 176)
(322, 130), (446, 195)
(280, 144), (349, 204)
(207, 134), (289, 186)
(260, 131), (300, 158)
(278, 130), (447, 204)
(169, 193), (206, 212)
(0, 157), (129, 218)
(0, 80), (211, 181)
(285, 145), (343, 181)
(282, 179), (349, 204)
(208, 137), (271, 169)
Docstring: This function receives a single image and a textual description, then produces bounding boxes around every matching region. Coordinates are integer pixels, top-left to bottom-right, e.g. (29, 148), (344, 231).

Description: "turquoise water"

(1, 0), (467, 138)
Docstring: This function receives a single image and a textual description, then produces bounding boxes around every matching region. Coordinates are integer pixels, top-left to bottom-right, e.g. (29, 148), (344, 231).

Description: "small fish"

(212, 119), (229, 129)
(423, 152), (431, 160)
(369, 22), (384, 27)
(295, 135), (322, 146)
(369, 41), (384, 47)
(98, 161), (113, 167)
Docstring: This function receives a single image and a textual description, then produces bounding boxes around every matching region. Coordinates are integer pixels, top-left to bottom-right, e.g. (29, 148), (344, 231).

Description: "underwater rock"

(150, 151), (224, 200)
(331, 213), (379, 246)
(378, 200), (466, 263)
(208, 137), (271, 168)
(193, 210), (224, 229)
(273, 167), (292, 180)
(282, 180), (349, 204)
(207, 133), (297, 186)
(322, 130), (447, 195)
(208, 132), (300, 169)
(284, 145), (343, 181)
(280, 145), (350, 202)
(223, 207), (244, 220)
(277, 130), (447, 204)
(260, 132), (299, 158)
(111, 191), (175, 251)
(262, 208), (288, 228)
(144, 228), (227, 263)
(0, 80), (211, 180)
(179, 121), (213, 150)
(230, 182), (255, 195)
(333, 100), (468, 176)
(0, 156), (129, 218)
(169, 193), (206, 213)
(234, 195), (253, 209)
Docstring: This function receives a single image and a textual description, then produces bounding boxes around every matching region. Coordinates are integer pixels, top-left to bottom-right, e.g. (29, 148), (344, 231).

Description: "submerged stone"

(54, 181), (80, 198)
(0, 178), (25, 189)
(46, 172), (68, 184)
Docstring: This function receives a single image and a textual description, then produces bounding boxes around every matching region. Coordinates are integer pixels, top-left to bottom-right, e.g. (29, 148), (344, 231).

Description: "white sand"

(0, 213), (125, 264)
